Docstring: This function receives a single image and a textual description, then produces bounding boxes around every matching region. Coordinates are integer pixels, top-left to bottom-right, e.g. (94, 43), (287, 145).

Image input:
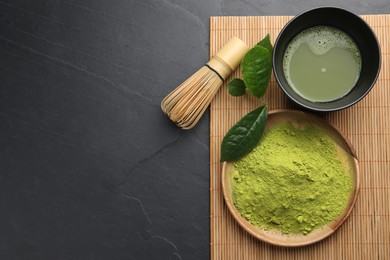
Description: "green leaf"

(227, 78), (246, 96)
(220, 105), (268, 162)
(242, 45), (272, 98)
(257, 34), (273, 53)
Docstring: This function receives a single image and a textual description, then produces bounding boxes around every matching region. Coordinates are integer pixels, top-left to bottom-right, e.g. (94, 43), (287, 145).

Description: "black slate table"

(1, 1), (389, 259)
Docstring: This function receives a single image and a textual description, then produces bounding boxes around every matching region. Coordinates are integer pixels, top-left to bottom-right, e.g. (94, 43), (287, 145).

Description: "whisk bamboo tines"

(161, 36), (249, 129)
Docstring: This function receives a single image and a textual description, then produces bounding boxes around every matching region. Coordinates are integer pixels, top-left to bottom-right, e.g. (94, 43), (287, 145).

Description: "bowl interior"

(273, 7), (381, 111)
(221, 110), (360, 247)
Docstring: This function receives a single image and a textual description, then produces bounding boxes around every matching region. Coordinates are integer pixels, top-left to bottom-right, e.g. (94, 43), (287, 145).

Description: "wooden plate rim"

(221, 109), (360, 247)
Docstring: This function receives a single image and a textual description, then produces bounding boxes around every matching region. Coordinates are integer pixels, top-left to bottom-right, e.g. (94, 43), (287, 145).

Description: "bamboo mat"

(210, 15), (390, 259)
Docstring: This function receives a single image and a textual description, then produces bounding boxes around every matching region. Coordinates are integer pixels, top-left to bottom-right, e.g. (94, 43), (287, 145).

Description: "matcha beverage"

(283, 26), (361, 102)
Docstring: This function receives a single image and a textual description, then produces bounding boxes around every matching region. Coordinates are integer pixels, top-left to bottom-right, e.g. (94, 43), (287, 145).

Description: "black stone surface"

(0, 1), (389, 259)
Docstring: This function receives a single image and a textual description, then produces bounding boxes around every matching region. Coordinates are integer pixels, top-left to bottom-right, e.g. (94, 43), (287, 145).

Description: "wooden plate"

(221, 109), (359, 247)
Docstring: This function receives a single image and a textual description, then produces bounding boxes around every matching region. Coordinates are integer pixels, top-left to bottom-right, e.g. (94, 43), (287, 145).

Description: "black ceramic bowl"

(273, 7), (381, 112)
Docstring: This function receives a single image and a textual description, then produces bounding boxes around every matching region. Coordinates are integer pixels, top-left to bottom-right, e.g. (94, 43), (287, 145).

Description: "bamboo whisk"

(161, 36), (249, 129)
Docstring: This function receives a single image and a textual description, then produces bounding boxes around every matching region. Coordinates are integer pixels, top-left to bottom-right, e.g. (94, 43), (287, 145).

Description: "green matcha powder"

(232, 122), (353, 235)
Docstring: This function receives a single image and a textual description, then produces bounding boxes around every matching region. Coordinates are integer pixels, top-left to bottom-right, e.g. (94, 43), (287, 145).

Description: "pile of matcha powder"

(232, 122), (353, 235)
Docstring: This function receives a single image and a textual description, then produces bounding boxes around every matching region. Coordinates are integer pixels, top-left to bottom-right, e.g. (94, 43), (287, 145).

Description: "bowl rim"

(272, 6), (381, 112)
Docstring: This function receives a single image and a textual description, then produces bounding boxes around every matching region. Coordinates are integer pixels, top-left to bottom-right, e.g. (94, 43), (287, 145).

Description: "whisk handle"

(207, 36), (250, 79)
